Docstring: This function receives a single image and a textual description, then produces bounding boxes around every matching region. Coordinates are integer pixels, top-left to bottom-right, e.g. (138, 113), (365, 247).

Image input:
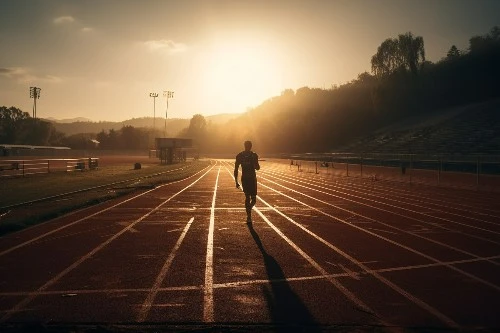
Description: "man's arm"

(234, 157), (240, 188)
(254, 153), (260, 171)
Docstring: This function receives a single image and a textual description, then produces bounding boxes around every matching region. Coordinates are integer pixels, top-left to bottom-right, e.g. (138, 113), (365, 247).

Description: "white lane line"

(137, 217), (195, 322)
(266, 168), (500, 224)
(203, 166), (220, 323)
(259, 181), (500, 292)
(290, 166), (500, 218)
(256, 196), (459, 328)
(1, 166), (214, 323)
(0, 165), (211, 258)
(261, 171), (500, 238)
(253, 207), (389, 325)
(338, 264), (361, 280)
(166, 228), (185, 233)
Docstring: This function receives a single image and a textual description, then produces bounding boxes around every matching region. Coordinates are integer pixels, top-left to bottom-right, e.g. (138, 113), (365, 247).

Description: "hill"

(47, 113), (241, 136)
(46, 117), (92, 123)
(338, 99), (500, 155)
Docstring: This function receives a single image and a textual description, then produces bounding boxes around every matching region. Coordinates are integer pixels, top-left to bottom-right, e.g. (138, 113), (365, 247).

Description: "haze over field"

(1, 0), (499, 122)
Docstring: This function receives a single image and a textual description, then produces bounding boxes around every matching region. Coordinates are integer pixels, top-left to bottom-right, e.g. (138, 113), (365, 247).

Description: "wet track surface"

(0, 160), (499, 332)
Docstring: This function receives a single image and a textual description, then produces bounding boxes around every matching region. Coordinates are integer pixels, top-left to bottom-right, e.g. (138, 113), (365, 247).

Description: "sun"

(201, 40), (283, 113)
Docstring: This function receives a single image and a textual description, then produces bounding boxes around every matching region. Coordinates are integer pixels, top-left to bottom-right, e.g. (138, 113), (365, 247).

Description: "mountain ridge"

(46, 113), (241, 136)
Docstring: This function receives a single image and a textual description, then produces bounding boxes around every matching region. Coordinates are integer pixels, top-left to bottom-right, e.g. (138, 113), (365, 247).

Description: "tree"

(398, 32), (425, 75)
(371, 32), (425, 77)
(446, 45), (460, 59)
(187, 114), (207, 136)
(469, 26), (500, 54)
(371, 38), (401, 77)
(0, 106), (30, 143)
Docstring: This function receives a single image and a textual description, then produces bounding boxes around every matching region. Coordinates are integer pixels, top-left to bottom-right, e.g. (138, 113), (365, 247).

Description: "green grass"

(0, 160), (210, 236)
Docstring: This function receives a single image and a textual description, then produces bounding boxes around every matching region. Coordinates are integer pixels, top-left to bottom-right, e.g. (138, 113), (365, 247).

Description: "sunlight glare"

(201, 40), (283, 113)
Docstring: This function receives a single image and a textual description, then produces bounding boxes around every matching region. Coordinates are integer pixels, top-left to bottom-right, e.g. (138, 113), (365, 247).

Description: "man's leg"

(245, 194), (251, 219)
(250, 195), (256, 210)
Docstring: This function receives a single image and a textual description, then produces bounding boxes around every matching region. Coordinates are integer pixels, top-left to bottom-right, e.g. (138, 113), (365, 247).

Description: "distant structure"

(155, 138), (193, 164)
(29, 86), (41, 119)
(149, 92), (158, 130)
(163, 90), (174, 137)
(1, 144), (70, 157)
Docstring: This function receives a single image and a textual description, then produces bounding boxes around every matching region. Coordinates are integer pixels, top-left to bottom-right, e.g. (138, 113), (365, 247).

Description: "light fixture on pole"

(149, 92), (158, 130)
(163, 90), (174, 137)
(29, 87), (41, 119)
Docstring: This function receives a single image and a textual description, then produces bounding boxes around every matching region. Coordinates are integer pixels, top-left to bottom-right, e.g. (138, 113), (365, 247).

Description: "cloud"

(0, 67), (28, 77)
(144, 39), (187, 54)
(53, 16), (75, 24)
(81, 27), (94, 33)
(0, 67), (63, 84)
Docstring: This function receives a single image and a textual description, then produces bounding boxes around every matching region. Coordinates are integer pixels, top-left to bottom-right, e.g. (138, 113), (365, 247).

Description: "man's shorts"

(241, 176), (257, 196)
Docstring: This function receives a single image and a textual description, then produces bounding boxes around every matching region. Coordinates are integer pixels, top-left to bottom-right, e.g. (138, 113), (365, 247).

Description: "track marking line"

(259, 175), (500, 262)
(3, 254), (500, 297)
(261, 169), (500, 236)
(267, 168), (500, 222)
(221, 163), (386, 324)
(0, 166), (214, 323)
(256, 195), (459, 328)
(203, 166), (220, 323)
(338, 264), (361, 280)
(258, 181), (500, 292)
(253, 207), (388, 324)
(166, 228), (185, 233)
(0, 165), (212, 258)
(314, 167), (500, 217)
(137, 216), (195, 322)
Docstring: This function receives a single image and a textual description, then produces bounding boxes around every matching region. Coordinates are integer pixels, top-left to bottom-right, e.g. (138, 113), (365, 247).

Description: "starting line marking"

(1, 254), (499, 298)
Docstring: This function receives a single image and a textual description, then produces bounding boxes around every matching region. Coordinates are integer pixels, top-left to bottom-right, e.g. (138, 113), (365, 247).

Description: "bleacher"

(338, 99), (500, 155)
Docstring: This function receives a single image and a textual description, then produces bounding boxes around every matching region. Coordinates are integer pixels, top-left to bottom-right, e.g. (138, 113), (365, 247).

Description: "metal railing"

(278, 153), (500, 192)
(0, 158), (99, 178)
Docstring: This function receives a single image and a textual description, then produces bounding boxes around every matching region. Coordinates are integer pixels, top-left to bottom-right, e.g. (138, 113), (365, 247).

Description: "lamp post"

(163, 90), (174, 137)
(149, 92), (158, 130)
(29, 87), (41, 119)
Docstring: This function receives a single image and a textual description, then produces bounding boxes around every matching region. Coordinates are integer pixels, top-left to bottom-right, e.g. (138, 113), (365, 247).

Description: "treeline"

(2, 26), (499, 154)
(187, 26), (500, 154)
(51, 118), (190, 136)
(0, 107), (65, 146)
(0, 107), (162, 149)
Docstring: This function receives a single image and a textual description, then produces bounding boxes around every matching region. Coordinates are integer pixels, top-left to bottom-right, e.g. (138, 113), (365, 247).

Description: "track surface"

(0, 160), (499, 331)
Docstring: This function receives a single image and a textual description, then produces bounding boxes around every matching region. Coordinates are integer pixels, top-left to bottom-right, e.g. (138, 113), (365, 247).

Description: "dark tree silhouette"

(371, 32), (425, 77)
(446, 45), (460, 59)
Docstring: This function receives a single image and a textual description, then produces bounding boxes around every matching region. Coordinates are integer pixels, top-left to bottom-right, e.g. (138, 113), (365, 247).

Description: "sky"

(1, 0), (499, 122)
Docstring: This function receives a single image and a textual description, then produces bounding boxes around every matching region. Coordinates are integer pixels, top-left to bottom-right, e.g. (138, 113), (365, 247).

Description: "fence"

(280, 153), (500, 192)
(0, 158), (99, 178)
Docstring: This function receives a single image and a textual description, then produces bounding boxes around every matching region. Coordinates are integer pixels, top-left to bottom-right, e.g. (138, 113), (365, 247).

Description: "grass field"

(0, 159), (210, 236)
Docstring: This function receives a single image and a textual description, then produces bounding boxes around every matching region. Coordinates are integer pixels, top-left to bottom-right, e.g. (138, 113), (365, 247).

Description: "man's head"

(244, 140), (252, 151)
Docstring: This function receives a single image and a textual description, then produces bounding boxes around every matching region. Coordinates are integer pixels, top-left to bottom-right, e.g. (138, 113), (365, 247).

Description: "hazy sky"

(1, 0), (499, 122)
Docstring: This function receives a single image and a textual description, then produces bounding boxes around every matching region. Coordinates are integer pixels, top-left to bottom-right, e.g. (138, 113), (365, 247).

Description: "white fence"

(0, 158), (99, 178)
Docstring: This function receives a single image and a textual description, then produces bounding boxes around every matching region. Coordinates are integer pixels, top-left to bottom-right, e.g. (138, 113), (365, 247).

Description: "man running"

(234, 140), (260, 222)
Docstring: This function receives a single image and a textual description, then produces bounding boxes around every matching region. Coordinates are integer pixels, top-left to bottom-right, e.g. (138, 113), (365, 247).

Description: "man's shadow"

(247, 221), (321, 332)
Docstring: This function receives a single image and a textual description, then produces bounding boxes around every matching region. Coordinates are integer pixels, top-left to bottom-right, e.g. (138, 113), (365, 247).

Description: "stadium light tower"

(149, 92), (158, 130)
(163, 90), (174, 137)
(29, 86), (41, 119)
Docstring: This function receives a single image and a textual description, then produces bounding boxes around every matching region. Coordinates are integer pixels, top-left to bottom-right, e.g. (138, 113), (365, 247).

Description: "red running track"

(0, 160), (499, 331)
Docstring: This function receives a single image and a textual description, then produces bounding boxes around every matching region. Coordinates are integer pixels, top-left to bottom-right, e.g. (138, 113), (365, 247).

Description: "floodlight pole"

(29, 86), (41, 119)
(163, 90), (174, 137)
(149, 92), (158, 130)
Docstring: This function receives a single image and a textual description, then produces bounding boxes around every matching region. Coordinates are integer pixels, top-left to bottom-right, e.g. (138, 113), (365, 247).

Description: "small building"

(0, 144), (71, 157)
(155, 138), (194, 164)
